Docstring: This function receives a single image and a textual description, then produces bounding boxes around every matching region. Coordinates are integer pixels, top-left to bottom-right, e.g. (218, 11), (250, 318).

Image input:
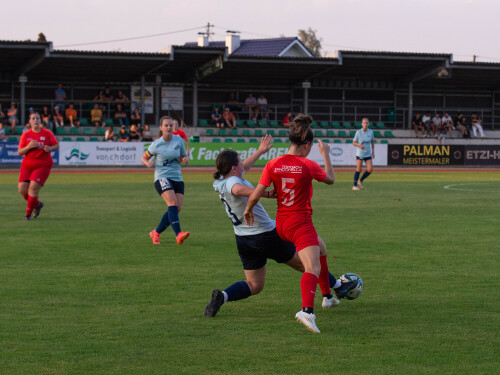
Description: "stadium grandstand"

(1, 34), (500, 145)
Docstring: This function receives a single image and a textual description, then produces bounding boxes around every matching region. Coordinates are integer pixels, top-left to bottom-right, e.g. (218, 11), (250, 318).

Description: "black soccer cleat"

(25, 215), (32, 221)
(204, 289), (224, 317)
(334, 279), (357, 299)
(32, 202), (44, 219)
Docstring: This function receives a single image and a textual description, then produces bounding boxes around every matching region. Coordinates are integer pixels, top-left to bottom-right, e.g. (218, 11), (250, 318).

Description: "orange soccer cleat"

(176, 231), (190, 245)
(149, 230), (161, 245)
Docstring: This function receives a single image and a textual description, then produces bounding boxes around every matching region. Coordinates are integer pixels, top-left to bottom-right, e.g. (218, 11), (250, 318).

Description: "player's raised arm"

(317, 140), (334, 185)
(242, 134), (272, 171)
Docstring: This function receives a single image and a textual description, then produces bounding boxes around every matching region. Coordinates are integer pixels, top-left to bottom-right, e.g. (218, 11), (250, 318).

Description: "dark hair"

(213, 149), (239, 179)
(289, 113), (314, 145)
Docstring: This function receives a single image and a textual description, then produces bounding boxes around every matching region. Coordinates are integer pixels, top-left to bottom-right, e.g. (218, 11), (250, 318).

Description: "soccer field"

(0, 170), (499, 375)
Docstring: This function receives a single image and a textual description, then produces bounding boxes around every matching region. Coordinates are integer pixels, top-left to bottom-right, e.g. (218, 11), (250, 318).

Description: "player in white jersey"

(205, 135), (341, 317)
(352, 118), (375, 191)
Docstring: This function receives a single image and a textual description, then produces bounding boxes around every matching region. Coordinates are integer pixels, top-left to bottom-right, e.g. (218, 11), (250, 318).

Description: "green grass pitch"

(0, 170), (499, 374)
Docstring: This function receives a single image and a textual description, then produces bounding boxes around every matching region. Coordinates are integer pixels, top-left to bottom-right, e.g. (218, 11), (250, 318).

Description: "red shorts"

(19, 162), (52, 186)
(276, 213), (319, 252)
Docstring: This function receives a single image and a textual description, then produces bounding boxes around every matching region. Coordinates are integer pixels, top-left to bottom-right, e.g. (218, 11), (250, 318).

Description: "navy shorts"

(356, 156), (372, 161)
(235, 228), (296, 270)
(154, 178), (185, 196)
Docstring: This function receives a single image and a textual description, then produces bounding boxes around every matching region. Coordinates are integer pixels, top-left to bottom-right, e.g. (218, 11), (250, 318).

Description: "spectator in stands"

(7, 103), (18, 134)
(257, 94), (269, 120)
(93, 90), (105, 101)
(53, 106), (64, 128)
(471, 113), (486, 138)
(91, 103), (105, 127)
(244, 93), (258, 120)
(118, 125), (128, 142)
(173, 119), (190, 156)
(0, 123), (6, 141)
(432, 113), (441, 138)
(211, 106), (224, 128)
(41, 106), (53, 130)
(283, 112), (293, 127)
(437, 119), (447, 145)
(65, 103), (80, 128)
(103, 87), (113, 101)
(130, 107), (141, 126)
(142, 124), (153, 141)
(223, 107), (237, 128)
(412, 112), (425, 137)
(54, 83), (66, 110)
(421, 111), (432, 137)
(128, 125), (141, 142)
(104, 126), (114, 142)
(442, 112), (454, 136)
(115, 90), (130, 102)
(114, 104), (129, 126)
(0, 104), (6, 125)
(455, 113), (469, 138)
(226, 92), (240, 115)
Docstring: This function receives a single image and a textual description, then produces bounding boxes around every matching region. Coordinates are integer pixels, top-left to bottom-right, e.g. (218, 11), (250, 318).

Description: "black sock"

(302, 307), (314, 314)
(322, 292), (333, 299)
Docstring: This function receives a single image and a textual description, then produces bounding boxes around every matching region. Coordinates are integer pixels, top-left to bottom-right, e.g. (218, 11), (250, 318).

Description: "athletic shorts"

(235, 228), (296, 270)
(154, 178), (184, 196)
(356, 156), (372, 161)
(276, 214), (319, 252)
(19, 164), (51, 186)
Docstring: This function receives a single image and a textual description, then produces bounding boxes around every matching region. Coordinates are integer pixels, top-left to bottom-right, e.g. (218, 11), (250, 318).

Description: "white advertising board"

(59, 142), (148, 166)
(161, 87), (184, 110)
(130, 86), (154, 114)
(307, 143), (388, 166)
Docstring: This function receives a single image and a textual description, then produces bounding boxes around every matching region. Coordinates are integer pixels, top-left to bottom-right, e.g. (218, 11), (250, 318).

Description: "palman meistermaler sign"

(388, 144), (465, 166)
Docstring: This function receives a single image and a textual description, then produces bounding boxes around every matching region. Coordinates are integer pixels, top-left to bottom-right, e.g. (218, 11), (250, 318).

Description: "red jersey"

(19, 128), (58, 168)
(259, 154), (326, 216)
(173, 129), (187, 141)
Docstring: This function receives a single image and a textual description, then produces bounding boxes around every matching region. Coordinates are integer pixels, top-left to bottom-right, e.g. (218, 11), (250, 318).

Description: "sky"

(2, 0), (499, 62)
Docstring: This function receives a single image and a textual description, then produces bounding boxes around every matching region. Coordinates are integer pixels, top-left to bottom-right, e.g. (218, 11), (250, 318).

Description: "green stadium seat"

(373, 131), (383, 138)
(55, 127), (66, 135)
(83, 127), (94, 135)
(376, 122), (386, 129)
(345, 139), (353, 144)
(212, 138), (221, 143)
(278, 130), (287, 137)
(349, 130), (357, 137)
(230, 129), (239, 136)
(242, 129), (251, 137)
(342, 121), (352, 129)
(104, 118), (114, 126)
(310, 121), (319, 128)
(354, 122), (362, 129)
(198, 119), (209, 127)
(266, 130), (275, 136)
(314, 130), (323, 137)
(333, 139), (342, 143)
(380, 139), (389, 144)
(70, 127), (80, 135)
(206, 129), (215, 136)
(274, 138), (283, 143)
(320, 121), (330, 129)
(269, 120), (279, 128)
(313, 139), (319, 143)
(322, 139), (330, 143)
(258, 120), (268, 128)
(96, 128), (105, 135)
(79, 118), (90, 126)
(62, 137), (71, 142)
(90, 137), (99, 142)
(8, 136), (18, 142)
(224, 138), (233, 143)
(15, 127), (24, 134)
(331, 121), (342, 129)
(76, 137), (85, 142)
(326, 130), (335, 137)
(237, 138), (246, 143)
(246, 120), (256, 128)
(249, 138), (258, 143)
(338, 130), (347, 137)
(384, 130), (395, 138)
(218, 129), (227, 136)
(254, 129), (263, 137)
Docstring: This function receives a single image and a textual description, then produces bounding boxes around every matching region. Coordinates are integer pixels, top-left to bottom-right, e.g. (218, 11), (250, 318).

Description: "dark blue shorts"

(356, 156), (372, 161)
(154, 178), (184, 196)
(235, 228), (296, 270)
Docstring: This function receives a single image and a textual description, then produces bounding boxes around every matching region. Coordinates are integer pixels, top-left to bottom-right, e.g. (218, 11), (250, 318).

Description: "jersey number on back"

(281, 178), (295, 206)
(220, 197), (242, 226)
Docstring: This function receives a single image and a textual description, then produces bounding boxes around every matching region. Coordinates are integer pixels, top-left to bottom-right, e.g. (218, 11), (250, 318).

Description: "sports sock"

(328, 272), (341, 289)
(167, 206), (181, 235)
(224, 281), (251, 302)
(26, 195), (39, 216)
(22, 193), (28, 201)
(156, 210), (170, 234)
(360, 171), (371, 182)
(318, 255), (331, 295)
(300, 272), (318, 309)
(353, 171), (360, 186)
(222, 290), (229, 303)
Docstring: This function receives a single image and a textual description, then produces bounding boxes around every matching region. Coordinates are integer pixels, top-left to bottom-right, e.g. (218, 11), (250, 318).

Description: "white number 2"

(281, 178), (295, 206)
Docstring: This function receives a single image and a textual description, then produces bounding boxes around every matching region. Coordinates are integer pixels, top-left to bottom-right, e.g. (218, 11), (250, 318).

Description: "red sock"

(319, 255), (331, 295)
(22, 193), (28, 201)
(26, 195), (39, 216)
(300, 272), (318, 309)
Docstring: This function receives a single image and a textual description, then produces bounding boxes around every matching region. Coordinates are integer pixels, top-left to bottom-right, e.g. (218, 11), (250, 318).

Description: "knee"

(246, 280), (265, 295)
(367, 167), (373, 173)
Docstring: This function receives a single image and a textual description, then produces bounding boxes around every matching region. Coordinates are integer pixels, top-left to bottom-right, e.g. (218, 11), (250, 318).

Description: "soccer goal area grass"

(1, 170), (498, 374)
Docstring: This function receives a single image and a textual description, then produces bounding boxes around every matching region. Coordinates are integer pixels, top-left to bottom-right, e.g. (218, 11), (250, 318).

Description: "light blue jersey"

(353, 128), (375, 158)
(213, 175), (276, 236)
(147, 135), (186, 182)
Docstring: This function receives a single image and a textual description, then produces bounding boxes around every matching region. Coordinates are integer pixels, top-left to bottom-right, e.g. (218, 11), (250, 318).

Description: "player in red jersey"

(172, 119), (190, 157)
(17, 112), (59, 220)
(244, 114), (341, 333)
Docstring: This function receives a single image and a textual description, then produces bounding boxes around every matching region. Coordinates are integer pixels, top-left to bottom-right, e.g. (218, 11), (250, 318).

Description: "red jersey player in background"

(17, 112), (59, 220)
(244, 114), (355, 334)
(172, 119), (190, 157)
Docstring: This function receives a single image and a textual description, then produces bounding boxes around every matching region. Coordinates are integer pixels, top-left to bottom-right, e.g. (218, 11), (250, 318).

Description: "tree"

(298, 28), (322, 57)
(38, 33), (47, 42)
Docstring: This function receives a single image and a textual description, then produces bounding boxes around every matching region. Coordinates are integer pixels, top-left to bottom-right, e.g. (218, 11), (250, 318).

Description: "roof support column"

(492, 92), (495, 129)
(140, 76), (145, 126)
(20, 77), (26, 127)
(407, 81), (413, 130)
(192, 80), (198, 128)
(303, 81), (310, 114)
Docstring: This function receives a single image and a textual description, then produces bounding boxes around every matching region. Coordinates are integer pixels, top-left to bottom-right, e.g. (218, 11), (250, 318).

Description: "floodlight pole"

(140, 76), (145, 126)
(407, 81), (413, 130)
(19, 75), (27, 126)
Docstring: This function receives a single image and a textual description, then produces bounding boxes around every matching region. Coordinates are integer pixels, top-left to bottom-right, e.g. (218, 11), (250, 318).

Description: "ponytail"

(289, 113), (314, 145)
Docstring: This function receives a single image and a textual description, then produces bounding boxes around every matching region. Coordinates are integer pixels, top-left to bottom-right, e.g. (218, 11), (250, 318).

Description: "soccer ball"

(339, 273), (364, 300)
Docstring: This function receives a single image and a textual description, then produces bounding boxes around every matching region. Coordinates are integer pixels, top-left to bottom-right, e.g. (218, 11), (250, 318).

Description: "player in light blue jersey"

(205, 135), (341, 317)
(141, 116), (190, 245)
(352, 117), (375, 191)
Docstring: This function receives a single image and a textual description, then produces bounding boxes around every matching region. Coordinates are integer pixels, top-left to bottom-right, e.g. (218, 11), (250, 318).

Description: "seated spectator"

(173, 119), (189, 155)
(7, 103), (18, 134)
(114, 103), (129, 126)
(257, 94), (269, 120)
(412, 112), (425, 137)
(118, 125), (128, 142)
(421, 111), (432, 137)
(0, 123), (6, 142)
(226, 92), (241, 115)
(244, 93), (258, 120)
(442, 112), (454, 136)
(104, 126), (114, 141)
(91, 103), (105, 127)
(93, 90), (105, 101)
(53, 106), (64, 128)
(283, 112), (293, 127)
(432, 113), (441, 137)
(437, 120), (447, 145)
(128, 125), (141, 142)
(41, 106), (53, 130)
(211, 107), (224, 128)
(455, 113), (469, 138)
(223, 107), (236, 128)
(115, 90), (130, 102)
(65, 103), (80, 128)
(54, 83), (66, 111)
(471, 113), (486, 138)
(130, 107), (141, 126)
(102, 87), (113, 101)
(142, 124), (153, 141)
(0, 104), (6, 125)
